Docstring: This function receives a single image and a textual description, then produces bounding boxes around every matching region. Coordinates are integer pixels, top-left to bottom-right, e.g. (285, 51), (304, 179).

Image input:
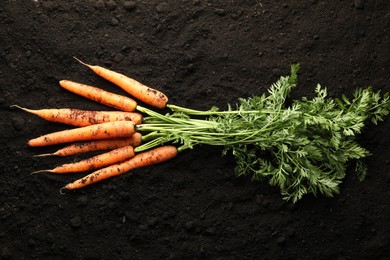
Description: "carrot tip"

(59, 187), (67, 195)
(73, 56), (90, 67)
(10, 105), (27, 111)
(33, 153), (54, 157)
(31, 169), (51, 175)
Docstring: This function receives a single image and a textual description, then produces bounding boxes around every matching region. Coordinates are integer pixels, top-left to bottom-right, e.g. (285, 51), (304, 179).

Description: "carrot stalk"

(11, 105), (142, 126)
(74, 57), (169, 109)
(34, 133), (142, 157)
(59, 80), (137, 112)
(32, 145), (135, 174)
(27, 121), (135, 147)
(63, 145), (178, 190)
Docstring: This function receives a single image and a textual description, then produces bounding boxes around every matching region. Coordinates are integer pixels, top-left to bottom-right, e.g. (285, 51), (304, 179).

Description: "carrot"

(59, 80), (137, 112)
(32, 145), (135, 174)
(74, 57), (169, 109)
(63, 145), (178, 190)
(27, 121), (135, 147)
(35, 132), (142, 157)
(11, 105), (142, 127)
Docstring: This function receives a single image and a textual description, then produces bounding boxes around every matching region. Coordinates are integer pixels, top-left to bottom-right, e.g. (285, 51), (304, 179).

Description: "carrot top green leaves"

(136, 64), (390, 202)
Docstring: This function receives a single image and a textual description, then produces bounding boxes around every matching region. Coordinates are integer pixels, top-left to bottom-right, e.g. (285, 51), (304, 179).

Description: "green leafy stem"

(134, 64), (389, 202)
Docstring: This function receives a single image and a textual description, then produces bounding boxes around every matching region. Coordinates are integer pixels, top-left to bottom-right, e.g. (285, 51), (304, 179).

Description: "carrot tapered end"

(33, 153), (55, 157)
(73, 56), (93, 68)
(31, 169), (52, 175)
(59, 187), (67, 195)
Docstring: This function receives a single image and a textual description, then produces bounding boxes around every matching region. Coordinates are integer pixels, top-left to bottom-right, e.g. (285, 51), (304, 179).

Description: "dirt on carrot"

(11, 105), (142, 126)
(35, 132), (143, 157)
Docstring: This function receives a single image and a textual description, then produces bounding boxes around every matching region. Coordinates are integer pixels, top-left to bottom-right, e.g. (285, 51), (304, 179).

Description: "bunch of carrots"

(14, 58), (179, 192)
(14, 58), (389, 202)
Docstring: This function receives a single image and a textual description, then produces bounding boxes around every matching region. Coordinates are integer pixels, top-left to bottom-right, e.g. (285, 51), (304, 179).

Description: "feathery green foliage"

(136, 65), (389, 202)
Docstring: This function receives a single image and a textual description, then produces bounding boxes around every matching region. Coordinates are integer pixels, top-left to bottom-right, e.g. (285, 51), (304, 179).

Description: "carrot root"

(33, 153), (53, 157)
(12, 104), (142, 126)
(31, 169), (53, 174)
(27, 121), (136, 147)
(33, 133), (142, 157)
(10, 105), (32, 113)
(63, 145), (178, 190)
(34, 146), (136, 175)
(59, 80), (138, 112)
(73, 56), (88, 67)
(59, 187), (66, 195)
(73, 57), (169, 109)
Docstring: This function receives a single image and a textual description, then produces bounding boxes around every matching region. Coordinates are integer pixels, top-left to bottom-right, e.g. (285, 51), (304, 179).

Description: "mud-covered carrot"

(27, 121), (135, 147)
(63, 145), (178, 190)
(74, 57), (168, 109)
(32, 146), (135, 174)
(35, 133), (142, 157)
(11, 105), (142, 126)
(59, 80), (137, 112)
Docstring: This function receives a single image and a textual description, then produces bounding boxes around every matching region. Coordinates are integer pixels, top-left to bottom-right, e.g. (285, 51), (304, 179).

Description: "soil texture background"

(1, 1), (389, 259)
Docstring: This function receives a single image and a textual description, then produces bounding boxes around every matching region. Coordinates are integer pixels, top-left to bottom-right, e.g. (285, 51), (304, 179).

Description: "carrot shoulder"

(27, 121), (135, 147)
(32, 145), (135, 174)
(59, 80), (137, 112)
(74, 57), (168, 109)
(11, 105), (142, 126)
(63, 145), (178, 190)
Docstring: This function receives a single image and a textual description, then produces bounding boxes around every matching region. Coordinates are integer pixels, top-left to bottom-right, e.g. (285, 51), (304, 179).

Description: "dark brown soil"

(1, 1), (389, 259)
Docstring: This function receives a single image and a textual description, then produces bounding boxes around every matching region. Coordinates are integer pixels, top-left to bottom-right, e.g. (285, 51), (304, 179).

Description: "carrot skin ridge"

(32, 145), (135, 174)
(11, 105), (142, 126)
(74, 57), (168, 109)
(64, 145), (178, 190)
(59, 80), (137, 112)
(27, 121), (135, 147)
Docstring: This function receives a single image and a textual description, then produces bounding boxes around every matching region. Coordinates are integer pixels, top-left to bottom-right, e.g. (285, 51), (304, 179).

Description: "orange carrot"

(35, 132), (142, 157)
(11, 105), (142, 127)
(27, 121), (135, 147)
(74, 57), (169, 109)
(32, 146), (135, 174)
(63, 145), (178, 190)
(59, 80), (137, 112)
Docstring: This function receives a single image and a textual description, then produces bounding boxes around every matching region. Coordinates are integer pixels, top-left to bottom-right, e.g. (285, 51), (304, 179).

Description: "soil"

(1, 1), (389, 259)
